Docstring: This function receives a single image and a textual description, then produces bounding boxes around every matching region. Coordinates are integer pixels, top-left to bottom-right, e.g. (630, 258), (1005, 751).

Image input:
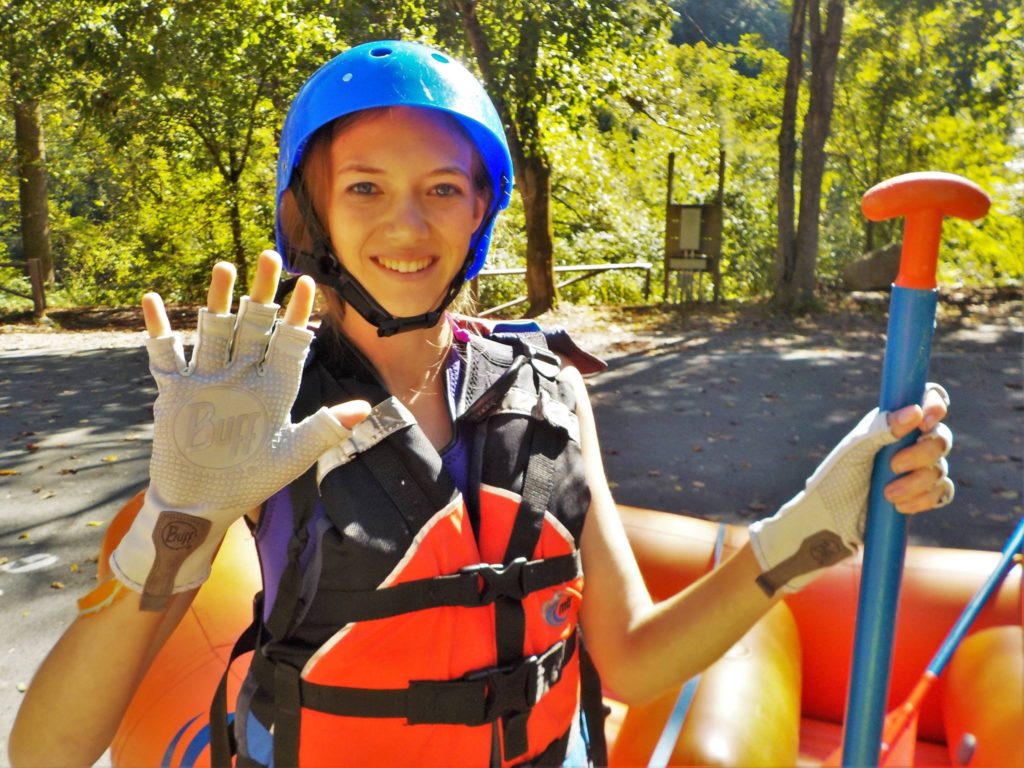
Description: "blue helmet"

(275, 40), (513, 283)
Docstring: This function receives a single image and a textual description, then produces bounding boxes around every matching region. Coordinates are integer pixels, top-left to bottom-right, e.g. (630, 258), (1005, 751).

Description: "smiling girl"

(10, 41), (955, 768)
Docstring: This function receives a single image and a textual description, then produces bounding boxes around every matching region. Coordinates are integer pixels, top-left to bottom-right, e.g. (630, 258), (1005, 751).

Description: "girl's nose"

(385, 195), (429, 242)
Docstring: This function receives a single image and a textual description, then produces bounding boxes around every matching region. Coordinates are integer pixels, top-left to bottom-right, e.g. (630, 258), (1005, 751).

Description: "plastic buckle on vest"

(468, 654), (543, 724)
(522, 344), (562, 380)
(462, 557), (529, 604)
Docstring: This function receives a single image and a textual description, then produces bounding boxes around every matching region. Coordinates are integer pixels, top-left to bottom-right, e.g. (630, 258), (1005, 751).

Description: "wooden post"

(712, 145), (726, 303)
(663, 152), (676, 303)
(27, 257), (46, 318)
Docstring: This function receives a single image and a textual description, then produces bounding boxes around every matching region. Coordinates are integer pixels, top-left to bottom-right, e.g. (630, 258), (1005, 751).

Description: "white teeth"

(378, 257), (432, 274)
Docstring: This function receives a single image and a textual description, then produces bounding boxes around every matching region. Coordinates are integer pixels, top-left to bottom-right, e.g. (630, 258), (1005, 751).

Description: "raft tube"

(100, 496), (1022, 766)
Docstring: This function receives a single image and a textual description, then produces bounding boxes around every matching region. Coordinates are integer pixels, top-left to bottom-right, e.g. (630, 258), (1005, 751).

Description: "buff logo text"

(172, 387), (269, 469)
(161, 521), (200, 550)
(183, 402), (263, 459)
(811, 536), (843, 564)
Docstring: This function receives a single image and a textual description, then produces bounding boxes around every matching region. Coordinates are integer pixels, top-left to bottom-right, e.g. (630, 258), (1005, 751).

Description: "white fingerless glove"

(748, 408), (897, 596)
(110, 298), (351, 610)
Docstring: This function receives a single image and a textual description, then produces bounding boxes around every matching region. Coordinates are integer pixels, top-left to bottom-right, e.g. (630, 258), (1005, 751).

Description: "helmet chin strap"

(287, 170), (501, 338)
(316, 245), (471, 337)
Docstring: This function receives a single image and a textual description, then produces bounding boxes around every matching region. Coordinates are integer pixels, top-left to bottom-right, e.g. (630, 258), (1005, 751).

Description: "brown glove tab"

(755, 530), (854, 598)
(140, 511), (212, 611)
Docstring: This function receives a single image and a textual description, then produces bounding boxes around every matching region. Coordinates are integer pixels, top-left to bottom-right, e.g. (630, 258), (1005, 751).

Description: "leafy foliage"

(0, 0), (1019, 317)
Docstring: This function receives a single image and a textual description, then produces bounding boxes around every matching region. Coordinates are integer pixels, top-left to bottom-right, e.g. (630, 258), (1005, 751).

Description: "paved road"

(0, 306), (1021, 762)
(586, 312), (1023, 552)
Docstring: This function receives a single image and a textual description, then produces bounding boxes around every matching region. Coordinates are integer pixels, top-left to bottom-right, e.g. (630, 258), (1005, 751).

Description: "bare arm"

(9, 585), (196, 767)
(10, 253), (349, 766)
(571, 366), (951, 705)
(571, 364), (779, 703)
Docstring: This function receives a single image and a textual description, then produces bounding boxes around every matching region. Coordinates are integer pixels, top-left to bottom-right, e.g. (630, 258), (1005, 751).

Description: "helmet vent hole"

(341, 73), (353, 82)
(370, 47), (393, 58)
(431, 53), (449, 64)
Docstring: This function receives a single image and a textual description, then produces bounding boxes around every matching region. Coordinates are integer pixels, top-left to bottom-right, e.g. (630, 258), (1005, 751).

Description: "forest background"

(0, 0), (1021, 319)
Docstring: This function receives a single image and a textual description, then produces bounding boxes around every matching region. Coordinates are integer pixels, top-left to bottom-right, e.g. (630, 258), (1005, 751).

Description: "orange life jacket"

(217, 328), (598, 768)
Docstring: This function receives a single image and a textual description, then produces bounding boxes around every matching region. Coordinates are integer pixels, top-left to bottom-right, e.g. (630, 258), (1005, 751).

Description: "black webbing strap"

(497, 403), (565, 762)
(273, 662), (303, 768)
(209, 607), (261, 767)
(302, 553), (580, 628)
(578, 641), (609, 766)
(253, 634), (575, 727)
(359, 438), (437, 523)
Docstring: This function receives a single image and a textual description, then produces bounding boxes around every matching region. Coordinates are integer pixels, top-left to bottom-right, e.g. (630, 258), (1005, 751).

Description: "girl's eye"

(432, 183), (463, 198)
(348, 181), (377, 195)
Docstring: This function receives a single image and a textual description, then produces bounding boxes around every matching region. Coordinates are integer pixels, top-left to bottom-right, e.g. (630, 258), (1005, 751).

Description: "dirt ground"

(0, 288), (1022, 758)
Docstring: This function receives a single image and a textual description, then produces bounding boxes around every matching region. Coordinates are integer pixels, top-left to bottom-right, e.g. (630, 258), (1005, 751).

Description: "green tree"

(0, 1), (84, 288)
(826, 0), (1023, 286)
(437, 1), (672, 315)
(670, 0), (789, 51)
(774, 0), (846, 311)
(79, 0), (337, 288)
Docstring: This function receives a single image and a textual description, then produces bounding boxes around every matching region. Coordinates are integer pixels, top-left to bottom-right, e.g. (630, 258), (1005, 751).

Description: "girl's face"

(325, 106), (487, 319)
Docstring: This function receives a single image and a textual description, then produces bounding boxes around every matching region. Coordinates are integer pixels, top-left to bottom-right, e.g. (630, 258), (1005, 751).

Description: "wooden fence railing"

(472, 261), (653, 317)
(0, 258), (46, 317)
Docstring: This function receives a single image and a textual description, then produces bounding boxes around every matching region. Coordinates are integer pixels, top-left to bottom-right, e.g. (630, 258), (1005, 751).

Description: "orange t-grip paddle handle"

(861, 172), (990, 289)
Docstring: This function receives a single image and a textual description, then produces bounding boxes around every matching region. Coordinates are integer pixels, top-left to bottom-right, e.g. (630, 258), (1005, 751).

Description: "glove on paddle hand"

(110, 298), (351, 610)
(748, 384), (951, 596)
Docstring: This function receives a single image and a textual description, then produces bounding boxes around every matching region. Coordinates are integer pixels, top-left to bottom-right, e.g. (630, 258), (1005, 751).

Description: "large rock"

(842, 242), (901, 291)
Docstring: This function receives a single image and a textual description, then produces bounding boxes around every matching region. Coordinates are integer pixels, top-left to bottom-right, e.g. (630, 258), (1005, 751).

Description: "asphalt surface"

(0, 300), (1021, 763)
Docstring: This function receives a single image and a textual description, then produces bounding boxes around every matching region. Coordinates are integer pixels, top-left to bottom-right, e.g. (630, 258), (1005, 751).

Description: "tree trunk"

(792, 0), (845, 307)
(452, 0), (556, 316)
(519, 155), (555, 316)
(774, 0), (845, 312)
(774, 0), (807, 310)
(226, 183), (248, 289)
(13, 98), (54, 283)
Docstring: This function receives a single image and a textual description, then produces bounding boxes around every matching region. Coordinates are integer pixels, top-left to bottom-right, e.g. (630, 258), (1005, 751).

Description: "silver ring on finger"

(935, 476), (955, 508)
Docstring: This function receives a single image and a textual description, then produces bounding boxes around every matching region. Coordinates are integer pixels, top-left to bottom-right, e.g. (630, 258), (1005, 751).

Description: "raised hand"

(111, 252), (368, 610)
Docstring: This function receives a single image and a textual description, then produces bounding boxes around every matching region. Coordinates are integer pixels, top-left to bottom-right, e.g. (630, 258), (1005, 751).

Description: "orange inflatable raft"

(100, 496), (1023, 767)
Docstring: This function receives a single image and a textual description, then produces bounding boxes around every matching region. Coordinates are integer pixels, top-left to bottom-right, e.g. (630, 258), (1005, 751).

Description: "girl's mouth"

(375, 256), (435, 274)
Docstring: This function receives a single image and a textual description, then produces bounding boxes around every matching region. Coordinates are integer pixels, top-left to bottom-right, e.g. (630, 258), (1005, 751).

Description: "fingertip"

(212, 261), (237, 281)
(141, 292), (171, 339)
(329, 400), (372, 429)
(283, 275), (316, 327)
(888, 404), (922, 438)
(208, 262), (237, 314)
(260, 249), (283, 268)
(250, 252), (283, 305)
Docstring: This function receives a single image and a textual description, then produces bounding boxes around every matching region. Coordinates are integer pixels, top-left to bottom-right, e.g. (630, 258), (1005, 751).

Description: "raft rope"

(647, 523), (728, 768)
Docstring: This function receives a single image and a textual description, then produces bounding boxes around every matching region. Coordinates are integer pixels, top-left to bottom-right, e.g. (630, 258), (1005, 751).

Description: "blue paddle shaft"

(842, 286), (939, 766)
(928, 514), (1024, 676)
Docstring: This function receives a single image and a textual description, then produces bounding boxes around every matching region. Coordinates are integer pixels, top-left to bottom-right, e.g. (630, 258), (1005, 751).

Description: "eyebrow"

(336, 163), (471, 179)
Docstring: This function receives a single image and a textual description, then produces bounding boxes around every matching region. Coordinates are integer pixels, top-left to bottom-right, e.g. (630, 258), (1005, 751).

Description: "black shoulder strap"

(457, 333), (573, 764)
(209, 596), (262, 767)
